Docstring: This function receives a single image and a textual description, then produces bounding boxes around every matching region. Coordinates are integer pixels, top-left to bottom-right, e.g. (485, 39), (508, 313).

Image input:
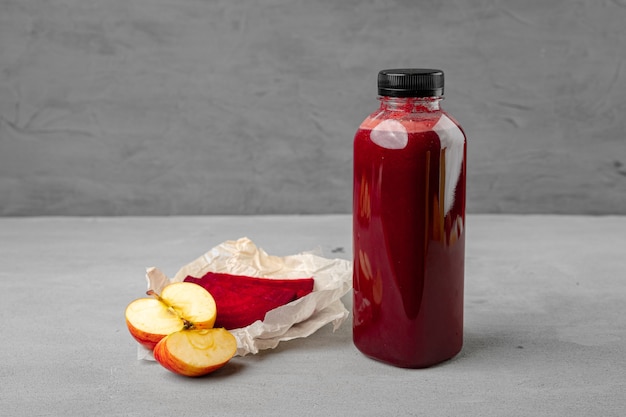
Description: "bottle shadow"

(448, 330), (526, 367)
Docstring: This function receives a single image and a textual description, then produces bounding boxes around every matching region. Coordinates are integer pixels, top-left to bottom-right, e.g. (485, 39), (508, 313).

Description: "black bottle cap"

(378, 68), (444, 97)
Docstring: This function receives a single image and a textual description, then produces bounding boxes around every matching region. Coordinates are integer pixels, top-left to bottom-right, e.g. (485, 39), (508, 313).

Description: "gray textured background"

(1, 0), (625, 216)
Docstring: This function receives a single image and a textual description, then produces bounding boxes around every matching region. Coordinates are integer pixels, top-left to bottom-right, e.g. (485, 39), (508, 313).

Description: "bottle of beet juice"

(353, 69), (466, 368)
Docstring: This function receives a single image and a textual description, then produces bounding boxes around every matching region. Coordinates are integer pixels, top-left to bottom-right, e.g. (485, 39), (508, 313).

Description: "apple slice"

(153, 328), (237, 377)
(125, 282), (217, 350)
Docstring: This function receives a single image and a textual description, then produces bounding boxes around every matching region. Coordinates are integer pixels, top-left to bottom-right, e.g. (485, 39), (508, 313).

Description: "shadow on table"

(451, 330), (527, 366)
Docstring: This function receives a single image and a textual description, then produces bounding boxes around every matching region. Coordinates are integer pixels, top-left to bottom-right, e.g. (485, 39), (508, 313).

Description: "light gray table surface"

(1, 214), (625, 416)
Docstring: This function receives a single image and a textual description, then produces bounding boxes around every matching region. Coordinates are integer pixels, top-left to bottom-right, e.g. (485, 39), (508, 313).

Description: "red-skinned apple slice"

(153, 328), (237, 377)
(125, 282), (217, 350)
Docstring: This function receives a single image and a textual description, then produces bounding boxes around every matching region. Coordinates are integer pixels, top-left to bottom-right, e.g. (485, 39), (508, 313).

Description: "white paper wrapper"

(136, 237), (352, 359)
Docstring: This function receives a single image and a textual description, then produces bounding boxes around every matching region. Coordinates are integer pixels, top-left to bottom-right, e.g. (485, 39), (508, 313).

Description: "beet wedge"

(184, 272), (314, 329)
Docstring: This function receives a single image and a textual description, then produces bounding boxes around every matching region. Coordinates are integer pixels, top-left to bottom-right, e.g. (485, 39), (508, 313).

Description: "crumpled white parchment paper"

(136, 237), (352, 359)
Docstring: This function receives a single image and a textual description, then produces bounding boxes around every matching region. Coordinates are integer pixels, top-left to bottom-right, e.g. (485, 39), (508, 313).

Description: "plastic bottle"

(352, 68), (467, 368)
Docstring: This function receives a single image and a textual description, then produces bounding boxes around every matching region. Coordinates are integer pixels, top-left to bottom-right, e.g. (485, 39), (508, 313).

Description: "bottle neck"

(378, 96), (442, 112)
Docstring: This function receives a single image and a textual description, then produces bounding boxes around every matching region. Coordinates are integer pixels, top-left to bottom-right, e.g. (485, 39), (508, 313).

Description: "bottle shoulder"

(359, 109), (459, 133)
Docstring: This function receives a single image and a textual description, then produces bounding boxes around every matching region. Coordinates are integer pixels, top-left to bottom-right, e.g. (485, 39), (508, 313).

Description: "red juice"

(353, 90), (466, 368)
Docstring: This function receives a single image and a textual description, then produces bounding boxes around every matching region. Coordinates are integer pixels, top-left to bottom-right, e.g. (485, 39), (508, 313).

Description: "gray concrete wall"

(1, 0), (625, 216)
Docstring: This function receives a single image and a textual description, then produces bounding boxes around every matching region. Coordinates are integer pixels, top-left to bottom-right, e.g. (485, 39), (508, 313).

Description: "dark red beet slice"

(184, 272), (314, 329)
